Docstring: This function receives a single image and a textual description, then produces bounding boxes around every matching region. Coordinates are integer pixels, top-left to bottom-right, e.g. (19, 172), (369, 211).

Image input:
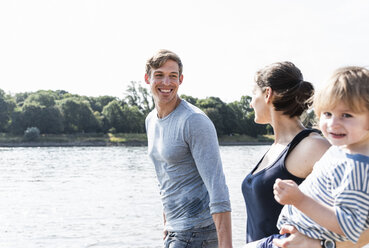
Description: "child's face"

(319, 102), (369, 153)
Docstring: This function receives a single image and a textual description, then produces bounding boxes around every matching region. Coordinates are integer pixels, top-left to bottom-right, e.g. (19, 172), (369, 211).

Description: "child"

(246, 66), (369, 248)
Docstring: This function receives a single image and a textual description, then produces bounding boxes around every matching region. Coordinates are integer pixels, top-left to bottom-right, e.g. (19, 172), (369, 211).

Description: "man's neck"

(155, 97), (181, 119)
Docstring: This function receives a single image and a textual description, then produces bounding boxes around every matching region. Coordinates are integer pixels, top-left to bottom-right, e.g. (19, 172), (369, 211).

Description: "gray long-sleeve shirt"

(145, 99), (231, 231)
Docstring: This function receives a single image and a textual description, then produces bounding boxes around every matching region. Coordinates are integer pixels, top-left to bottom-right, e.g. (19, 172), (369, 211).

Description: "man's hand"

(163, 229), (168, 240)
(273, 178), (304, 205)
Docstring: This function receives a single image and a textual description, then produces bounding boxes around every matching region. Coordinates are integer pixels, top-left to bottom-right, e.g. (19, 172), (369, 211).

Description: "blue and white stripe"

(277, 146), (369, 243)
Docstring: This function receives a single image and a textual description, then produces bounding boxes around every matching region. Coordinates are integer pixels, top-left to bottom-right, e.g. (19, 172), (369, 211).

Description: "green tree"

(89, 96), (117, 113)
(93, 111), (110, 133)
(10, 110), (24, 134)
(14, 92), (31, 107)
(8, 91), (65, 134)
(19, 103), (63, 134)
(58, 98), (100, 133)
(226, 101), (247, 135)
(125, 81), (154, 115)
(54, 90), (69, 99)
(102, 100), (145, 133)
(180, 94), (198, 106)
(197, 97), (229, 135)
(228, 96), (254, 135)
(40, 106), (64, 133)
(202, 107), (225, 135)
(24, 90), (57, 107)
(19, 104), (43, 132)
(122, 105), (145, 133)
(227, 96), (268, 137)
(0, 89), (16, 132)
(102, 100), (125, 132)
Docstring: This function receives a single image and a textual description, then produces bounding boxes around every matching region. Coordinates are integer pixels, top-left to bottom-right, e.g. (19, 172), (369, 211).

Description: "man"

(145, 49), (232, 248)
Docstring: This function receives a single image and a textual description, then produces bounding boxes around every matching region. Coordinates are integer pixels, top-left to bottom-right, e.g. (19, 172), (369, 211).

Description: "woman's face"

(251, 83), (270, 124)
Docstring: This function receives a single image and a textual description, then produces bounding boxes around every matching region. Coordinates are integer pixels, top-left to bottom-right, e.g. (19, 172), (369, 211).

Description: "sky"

(1, 0), (369, 103)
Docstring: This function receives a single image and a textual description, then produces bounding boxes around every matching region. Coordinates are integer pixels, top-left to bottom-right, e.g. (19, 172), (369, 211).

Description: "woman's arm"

(273, 225), (369, 248)
(337, 228), (369, 248)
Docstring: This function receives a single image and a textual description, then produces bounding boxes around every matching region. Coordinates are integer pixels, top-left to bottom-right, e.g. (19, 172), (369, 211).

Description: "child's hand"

(273, 178), (303, 205)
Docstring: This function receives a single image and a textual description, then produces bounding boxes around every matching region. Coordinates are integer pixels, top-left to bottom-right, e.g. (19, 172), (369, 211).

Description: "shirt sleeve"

(334, 160), (369, 243)
(184, 113), (231, 214)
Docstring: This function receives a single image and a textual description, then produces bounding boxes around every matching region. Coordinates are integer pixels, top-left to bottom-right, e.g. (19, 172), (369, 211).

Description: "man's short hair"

(145, 49), (183, 77)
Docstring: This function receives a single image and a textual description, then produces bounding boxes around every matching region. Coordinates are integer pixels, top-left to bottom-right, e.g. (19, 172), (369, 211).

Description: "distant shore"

(0, 141), (272, 147)
(0, 141), (145, 147)
(0, 133), (273, 147)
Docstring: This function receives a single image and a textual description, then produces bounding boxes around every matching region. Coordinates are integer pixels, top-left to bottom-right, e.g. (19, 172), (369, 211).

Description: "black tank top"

(241, 129), (319, 243)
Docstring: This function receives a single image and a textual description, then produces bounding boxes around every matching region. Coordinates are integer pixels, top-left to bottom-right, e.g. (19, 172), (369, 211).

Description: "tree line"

(0, 81), (315, 137)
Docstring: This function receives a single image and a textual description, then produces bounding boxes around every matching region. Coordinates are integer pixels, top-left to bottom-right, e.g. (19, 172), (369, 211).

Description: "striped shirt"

(277, 146), (369, 243)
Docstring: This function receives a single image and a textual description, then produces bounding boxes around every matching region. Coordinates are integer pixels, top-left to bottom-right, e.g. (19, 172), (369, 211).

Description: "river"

(2, 145), (346, 248)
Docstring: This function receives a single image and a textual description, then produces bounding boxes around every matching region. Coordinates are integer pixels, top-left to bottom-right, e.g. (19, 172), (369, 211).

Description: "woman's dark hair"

(255, 61), (314, 117)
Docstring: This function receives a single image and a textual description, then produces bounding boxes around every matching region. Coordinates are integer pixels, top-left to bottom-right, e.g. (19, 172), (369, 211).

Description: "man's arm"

(163, 212), (168, 240)
(273, 225), (369, 248)
(212, 211), (232, 248)
(186, 114), (232, 247)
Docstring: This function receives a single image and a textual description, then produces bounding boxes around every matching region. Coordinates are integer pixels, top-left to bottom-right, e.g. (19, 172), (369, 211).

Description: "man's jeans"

(164, 223), (218, 248)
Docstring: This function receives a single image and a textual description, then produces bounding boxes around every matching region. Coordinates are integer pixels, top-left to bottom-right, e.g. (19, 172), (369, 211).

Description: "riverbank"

(0, 133), (273, 147)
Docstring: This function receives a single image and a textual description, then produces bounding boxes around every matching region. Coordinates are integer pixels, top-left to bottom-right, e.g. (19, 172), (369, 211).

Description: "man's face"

(145, 59), (183, 105)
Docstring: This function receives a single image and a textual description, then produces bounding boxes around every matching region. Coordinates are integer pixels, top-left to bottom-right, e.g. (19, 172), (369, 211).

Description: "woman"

(241, 61), (330, 243)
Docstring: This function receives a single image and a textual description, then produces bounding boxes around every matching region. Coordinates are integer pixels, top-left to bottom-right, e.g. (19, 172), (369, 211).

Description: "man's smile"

(159, 88), (173, 93)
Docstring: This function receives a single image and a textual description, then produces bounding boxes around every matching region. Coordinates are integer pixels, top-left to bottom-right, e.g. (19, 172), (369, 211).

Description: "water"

(1, 145), (336, 248)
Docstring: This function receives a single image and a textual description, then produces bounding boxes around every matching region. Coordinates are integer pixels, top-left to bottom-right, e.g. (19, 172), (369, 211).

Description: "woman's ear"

(265, 87), (273, 103)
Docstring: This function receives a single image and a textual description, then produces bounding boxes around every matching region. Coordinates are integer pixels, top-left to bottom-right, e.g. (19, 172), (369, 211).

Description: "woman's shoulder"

(286, 131), (331, 178)
(303, 131), (331, 150)
(296, 131), (331, 159)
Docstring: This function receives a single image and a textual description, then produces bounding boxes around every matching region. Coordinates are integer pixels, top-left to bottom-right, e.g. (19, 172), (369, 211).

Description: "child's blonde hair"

(314, 66), (369, 117)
